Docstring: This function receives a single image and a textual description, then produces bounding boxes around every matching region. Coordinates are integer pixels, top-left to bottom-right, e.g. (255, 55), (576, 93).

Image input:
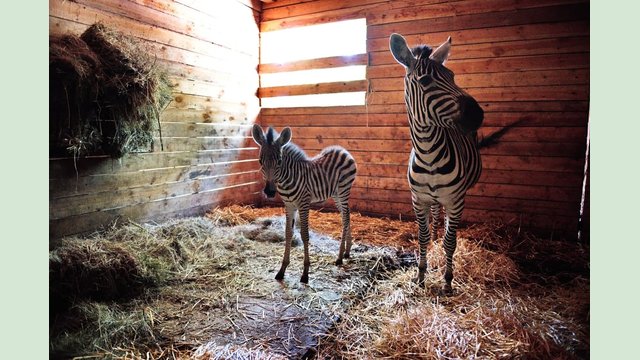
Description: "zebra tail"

(477, 119), (524, 149)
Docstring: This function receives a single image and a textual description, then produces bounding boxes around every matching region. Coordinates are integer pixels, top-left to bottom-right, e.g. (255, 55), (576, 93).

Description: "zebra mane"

(282, 142), (308, 161)
(411, 45), (432, 59)
(266, 127), (276, 145)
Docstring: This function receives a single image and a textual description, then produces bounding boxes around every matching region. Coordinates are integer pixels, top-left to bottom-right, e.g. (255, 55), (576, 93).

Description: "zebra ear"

(389, 33), (415, 69)
(277, 127), (292, 146)
(430, 36), (452, 65)
(252, 124), (265, 146)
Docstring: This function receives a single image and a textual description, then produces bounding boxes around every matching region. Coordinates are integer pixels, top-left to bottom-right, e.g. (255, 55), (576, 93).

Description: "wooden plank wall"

(259, 0), (590, 237)
(49, 0), (263, 239)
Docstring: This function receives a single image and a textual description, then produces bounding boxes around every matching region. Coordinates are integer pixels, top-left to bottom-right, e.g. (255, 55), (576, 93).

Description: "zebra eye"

(418, 75), (433, 87)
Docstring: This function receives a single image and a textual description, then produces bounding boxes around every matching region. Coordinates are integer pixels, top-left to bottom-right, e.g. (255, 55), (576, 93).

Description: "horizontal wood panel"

(348, 152), (584, 173)
(349, 187), (578, 216)
(367, 20), (589, 52)
(152, 137), (254, 152)
(261, 0), (587, 34)
(368, 54), (590, 79)
(287, 127), (586, 150)
(343, 199), (578, 235)
(367, 3), (588, 39)
(50, 183), (262, 238)
(50, 160), (260, 199)
(356, 165), (584, 188)
(53, 0), (259, 56)
(168, 94), (255, 115)
(307, 150), (585, 174)
(259, 80), (368, 97)
(159, 123), (253, 138)
(366, 0), (587, 26)
(368, 86), (589, 105)
(51, 171), (260, 219)
(352, 176), (580, 203)
(261, 0), (385, 21)
(260, 101), (589, 116)
(369, 37), (589, 66)
(50, 148), (259, 179)
(50, 5), (259, 83)
(369, 69), (589, 90)
(259, 54), (367, 73)
(263, 111), (588, 128)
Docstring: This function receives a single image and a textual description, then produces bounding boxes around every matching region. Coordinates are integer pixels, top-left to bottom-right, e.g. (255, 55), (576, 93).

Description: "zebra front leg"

(414, 204), (431, 287)
(299, 206), (311, 283)
(275, 205), (295, 281)
(442, 208), (462, 293)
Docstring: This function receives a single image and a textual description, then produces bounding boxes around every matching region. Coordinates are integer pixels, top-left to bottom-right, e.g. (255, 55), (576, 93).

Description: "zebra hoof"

(275, 272), (285, 281)
(300, 274), (309, 284)
(442, 283), (453, 295)
(343, 252), (351, 259)
(335, 258), (343, 266)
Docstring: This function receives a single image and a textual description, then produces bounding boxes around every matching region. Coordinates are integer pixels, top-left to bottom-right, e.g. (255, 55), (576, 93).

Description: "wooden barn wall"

(49, 0), (263, 239)
(258, 0), (590, 237)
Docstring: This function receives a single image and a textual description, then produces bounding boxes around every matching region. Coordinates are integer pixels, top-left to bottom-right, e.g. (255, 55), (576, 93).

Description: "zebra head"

(389, 33), (483, 134)
(251, 124), (292, 198)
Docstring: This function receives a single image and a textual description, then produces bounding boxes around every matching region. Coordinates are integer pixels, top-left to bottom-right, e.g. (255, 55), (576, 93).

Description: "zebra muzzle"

(263, 182), (277, 198)
(458, 95), (484, 134)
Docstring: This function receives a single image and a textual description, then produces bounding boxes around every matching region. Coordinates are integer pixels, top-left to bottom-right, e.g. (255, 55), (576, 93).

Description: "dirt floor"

(49, 205), (589, 359)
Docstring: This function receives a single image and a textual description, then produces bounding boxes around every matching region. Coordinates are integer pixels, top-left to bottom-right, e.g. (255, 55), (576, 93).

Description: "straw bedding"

(49, 205), (589, 359)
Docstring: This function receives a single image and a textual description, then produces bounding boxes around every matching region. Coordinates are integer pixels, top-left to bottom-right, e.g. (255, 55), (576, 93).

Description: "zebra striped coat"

(252, 125), (357, 283)
(390, 33), (485, 293)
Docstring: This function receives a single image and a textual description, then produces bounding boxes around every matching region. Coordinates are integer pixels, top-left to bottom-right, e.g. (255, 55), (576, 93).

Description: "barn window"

(259, 19), (367, 108)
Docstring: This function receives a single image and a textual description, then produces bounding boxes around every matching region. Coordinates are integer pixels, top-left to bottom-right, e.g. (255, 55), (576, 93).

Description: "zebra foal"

(389, 33), (486, 293)
(251, 124), (357, 283)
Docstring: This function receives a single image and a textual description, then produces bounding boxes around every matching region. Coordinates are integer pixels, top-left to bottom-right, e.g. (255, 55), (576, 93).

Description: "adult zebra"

(251, 125), (357, 283)
(389, 33), (502, 293)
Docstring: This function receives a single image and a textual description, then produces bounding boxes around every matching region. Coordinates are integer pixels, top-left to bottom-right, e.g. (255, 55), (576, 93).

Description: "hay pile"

(49, 206), (589, 359)
(50, 23), (172, 159)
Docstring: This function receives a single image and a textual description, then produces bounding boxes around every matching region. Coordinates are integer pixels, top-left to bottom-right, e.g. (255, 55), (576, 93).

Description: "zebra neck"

(276, 143), (308, 184)
(410, 126), (471, 167)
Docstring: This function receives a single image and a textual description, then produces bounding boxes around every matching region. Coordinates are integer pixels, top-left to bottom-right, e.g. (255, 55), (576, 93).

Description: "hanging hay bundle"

(49, 23), (172, 159)
(49, 34), (103, 157)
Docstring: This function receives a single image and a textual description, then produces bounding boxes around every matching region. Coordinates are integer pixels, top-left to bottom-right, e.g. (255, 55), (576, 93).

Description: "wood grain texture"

(258, 0), (589, 238)
(49, 0), (261, 238)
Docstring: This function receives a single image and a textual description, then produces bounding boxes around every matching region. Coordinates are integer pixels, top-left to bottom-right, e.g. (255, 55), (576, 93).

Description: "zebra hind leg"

(413, 204), (431, 287)
(333, 196), (352, 265)
(275, 205), (295, 281)
(442, 209), (462, 293)
(342, 205), (352, 259)
(430, 204), (441, 244)
(299, 206), (311, 284)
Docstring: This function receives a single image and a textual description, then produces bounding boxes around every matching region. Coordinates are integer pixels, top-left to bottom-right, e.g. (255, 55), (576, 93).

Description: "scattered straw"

(50, 205), (589, 359)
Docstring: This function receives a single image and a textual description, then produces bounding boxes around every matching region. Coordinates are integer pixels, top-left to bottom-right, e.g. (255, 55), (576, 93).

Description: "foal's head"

(251, 124), (292, 198)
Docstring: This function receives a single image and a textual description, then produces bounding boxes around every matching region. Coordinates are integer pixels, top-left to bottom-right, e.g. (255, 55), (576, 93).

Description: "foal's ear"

(389, 33), (415, 70)
(277, 127), (292, 146)
(430, 36), (452, 65)
(252, 124), (265, 146)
